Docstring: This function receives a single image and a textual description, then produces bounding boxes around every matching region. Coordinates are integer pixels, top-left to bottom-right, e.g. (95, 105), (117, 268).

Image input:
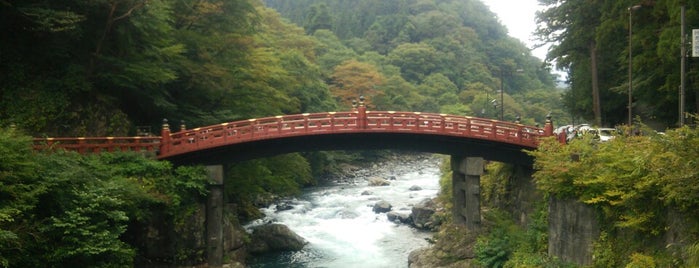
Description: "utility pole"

(680, 5), (686, 127)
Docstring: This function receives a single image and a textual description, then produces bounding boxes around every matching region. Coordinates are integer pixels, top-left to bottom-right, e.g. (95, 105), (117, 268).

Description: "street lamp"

(628, 4), (642, 126)
(491, 99), (498, 119)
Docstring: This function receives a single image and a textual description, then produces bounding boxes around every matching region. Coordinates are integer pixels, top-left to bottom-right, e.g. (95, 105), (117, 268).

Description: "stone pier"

(451, 156), (484, 230)
(206, 165), (224, 267)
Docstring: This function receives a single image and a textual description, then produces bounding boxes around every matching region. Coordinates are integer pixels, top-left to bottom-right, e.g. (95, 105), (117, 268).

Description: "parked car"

(596, 127), (617, 142)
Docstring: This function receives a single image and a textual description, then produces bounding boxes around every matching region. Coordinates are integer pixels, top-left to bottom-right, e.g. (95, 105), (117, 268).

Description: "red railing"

(33, 108), (554, 159)
(161, 111), (360, 157)
(33, 136), (161, 154)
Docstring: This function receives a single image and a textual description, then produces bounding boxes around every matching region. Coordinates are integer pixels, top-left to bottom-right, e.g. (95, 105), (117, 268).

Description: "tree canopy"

(536, 0), (699, 128)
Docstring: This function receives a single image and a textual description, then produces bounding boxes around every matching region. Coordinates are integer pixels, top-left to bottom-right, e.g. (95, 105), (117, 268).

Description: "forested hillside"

(264, 0), (564, 124)
(0, 0), (337, 137)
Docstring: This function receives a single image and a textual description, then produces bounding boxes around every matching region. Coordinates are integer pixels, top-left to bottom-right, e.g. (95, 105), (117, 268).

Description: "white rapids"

(246, 154), (443, 268)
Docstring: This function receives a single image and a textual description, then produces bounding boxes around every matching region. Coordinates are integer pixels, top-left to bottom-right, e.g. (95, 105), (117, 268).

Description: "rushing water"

(246, 154), (443, 268)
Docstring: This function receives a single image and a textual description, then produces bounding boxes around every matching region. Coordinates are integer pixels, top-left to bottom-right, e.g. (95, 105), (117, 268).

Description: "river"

(245, 154), (443, 268)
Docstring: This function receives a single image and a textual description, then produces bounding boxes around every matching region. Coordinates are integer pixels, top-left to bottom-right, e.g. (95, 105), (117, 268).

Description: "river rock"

(361, 190), (373, 195)
(248, 224), (308, 254)
(387, 211), (412, 224)
(367, 177), (391, 186)
(372, 200), (393, 213)
(411, 198), (438, 230)
(275, 202), (294, 212)
(409, 185), (422, 191)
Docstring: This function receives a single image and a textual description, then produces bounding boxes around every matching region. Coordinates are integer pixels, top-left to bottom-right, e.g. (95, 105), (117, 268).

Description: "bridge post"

(451, 156), (483, 230)
(206, 165), (224, 267)
(543, 114), (554, 137)
(160, 119), (171, 155)
(357, 96), (367, 129)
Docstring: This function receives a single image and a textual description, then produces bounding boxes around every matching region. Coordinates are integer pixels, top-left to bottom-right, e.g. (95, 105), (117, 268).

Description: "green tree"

(329, 60), (384, 108)
(304, 3), (332, 34)
(536, 0), (605, 125)
(0, 129), (43, 267)
(373, 75), (422, 111)
(313, 29), (359, 76)
(387, 43), (438, 82)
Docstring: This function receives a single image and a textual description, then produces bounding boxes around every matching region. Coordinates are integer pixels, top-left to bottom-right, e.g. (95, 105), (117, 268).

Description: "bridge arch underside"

(162, 132), (535, 166)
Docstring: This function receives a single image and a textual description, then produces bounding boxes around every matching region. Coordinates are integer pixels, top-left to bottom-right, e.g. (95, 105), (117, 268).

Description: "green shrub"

(687, 243), (699, 267)
(0, 129), (209, 267)
(476, 232), (512, 268)
(625, 252), (656, 268)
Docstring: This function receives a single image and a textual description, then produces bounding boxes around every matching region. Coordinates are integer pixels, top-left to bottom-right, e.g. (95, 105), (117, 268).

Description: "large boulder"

(408, 247), (476, 268)
(387, 211), (412, 224)
(372, 200), (393, 213)
(367, 177), (391, 186)
(411, 198), (438, 230)
(248, 224), (307, 254)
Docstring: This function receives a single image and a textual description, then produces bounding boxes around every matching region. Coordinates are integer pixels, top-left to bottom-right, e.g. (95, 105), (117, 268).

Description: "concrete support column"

(451, 156), (484, 230)
(206, 165), (224, 267)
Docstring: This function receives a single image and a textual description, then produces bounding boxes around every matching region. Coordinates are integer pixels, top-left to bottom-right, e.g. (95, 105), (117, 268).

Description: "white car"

(596, 128), (617, 142)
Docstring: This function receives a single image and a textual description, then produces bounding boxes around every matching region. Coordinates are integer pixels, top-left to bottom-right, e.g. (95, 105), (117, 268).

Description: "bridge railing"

(32, 107), (551, 158)
(33, 136), (161, 154)
(364, 111), (543, 147)
(164, 112), (360, 156)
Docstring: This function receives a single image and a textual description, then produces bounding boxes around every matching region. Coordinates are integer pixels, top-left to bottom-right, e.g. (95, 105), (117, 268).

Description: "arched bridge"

(31, 104), (557, 263)
(33, 105), (555, 165)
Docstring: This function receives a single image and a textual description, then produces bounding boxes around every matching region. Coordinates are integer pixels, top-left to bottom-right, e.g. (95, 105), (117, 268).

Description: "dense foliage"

(0, 128), (208, 267)
(0, 0), (338, 135)
(530, 127), (699, 266)
(536, 0), (699, 128)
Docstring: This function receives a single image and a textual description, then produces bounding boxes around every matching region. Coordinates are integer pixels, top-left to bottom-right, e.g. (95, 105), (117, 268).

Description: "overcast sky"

(480, 0), (570, 81)
(480, 0), (547, 60)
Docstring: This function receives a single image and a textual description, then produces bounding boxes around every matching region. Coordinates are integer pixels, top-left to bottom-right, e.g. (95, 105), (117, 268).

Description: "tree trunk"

(590, 41), (601, 126)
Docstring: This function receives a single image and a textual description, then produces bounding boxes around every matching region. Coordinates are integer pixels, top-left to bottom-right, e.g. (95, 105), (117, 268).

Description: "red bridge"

(33, 104), (555, 165)
(31, 103), (558, 253)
